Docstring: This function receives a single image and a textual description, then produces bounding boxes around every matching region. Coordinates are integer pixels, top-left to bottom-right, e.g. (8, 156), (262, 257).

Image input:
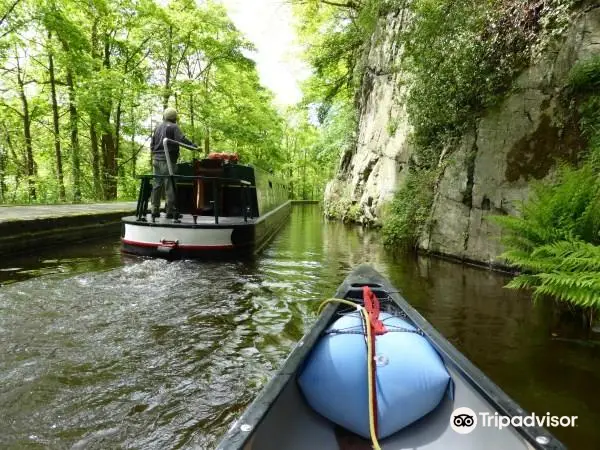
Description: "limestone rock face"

(324, 8), (413, 224)
(420, 7), (598, 266)
(325, 5), (600, 266)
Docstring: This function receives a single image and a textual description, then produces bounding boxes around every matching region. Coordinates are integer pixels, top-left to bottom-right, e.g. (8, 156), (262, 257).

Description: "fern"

(568, 55), (600, 94)
(492, 162), (600, 313)
(534, 272), (600, 308)
(503, 239), (600, 311)
(493, 163), (600, 243)
(490, 55), (600, 318)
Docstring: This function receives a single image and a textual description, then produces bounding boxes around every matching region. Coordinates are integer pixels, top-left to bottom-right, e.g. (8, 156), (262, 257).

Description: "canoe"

(217, 264), (566, 450)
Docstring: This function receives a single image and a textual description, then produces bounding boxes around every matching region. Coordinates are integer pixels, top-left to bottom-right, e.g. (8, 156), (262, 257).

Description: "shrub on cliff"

(324, 197), (362, 223)
(568, 54), (600, 164)
(382, 169), (437, 248)
(403, 0), (577, 166)
(382, 0), (578, 248)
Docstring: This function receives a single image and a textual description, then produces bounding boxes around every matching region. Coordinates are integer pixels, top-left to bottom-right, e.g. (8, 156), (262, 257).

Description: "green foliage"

(494, 164), (600, 250)
(312, 100), (357, 183)
(381, 168), (437, 248)
(281, 107), (322, 200)
(346, 203), (362, 222)
(323, 197), (361, 223)
(323, 197), (347, 220)
(568, 55), (600, 93)
(386, 116), (399, 136)
(568, 55), (600, 160)
(293, 0), (385, 119)
(0, 0), (302, 204)
(281, 103), (356, 202)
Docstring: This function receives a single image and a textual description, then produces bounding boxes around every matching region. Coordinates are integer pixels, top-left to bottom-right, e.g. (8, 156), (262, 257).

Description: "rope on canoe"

(318, 293), (383, 450)
(325, 327), (424, 336)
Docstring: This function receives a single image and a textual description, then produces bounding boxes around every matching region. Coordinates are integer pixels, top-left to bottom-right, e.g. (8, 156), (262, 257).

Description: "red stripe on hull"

(121, 238), (234, 250)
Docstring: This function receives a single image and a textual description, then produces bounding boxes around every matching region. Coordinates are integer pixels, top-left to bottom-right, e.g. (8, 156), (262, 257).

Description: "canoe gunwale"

(216, 264), (566, 450)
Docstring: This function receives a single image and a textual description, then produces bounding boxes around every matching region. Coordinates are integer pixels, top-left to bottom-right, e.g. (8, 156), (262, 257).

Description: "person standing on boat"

(150, 107), (198, 218)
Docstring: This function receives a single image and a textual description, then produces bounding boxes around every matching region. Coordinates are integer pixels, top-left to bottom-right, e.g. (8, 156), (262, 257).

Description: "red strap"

(363, 286), (387, 335)
(363, 285), (384, 438)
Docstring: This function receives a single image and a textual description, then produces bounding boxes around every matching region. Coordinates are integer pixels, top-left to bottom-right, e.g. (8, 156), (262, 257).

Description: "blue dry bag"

(298, 312), (450, 439)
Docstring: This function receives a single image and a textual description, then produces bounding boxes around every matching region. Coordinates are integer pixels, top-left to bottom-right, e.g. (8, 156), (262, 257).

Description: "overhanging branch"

(0, 0), (21, 26)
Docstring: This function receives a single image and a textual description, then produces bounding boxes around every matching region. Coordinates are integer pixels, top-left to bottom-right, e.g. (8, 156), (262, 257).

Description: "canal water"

(0, 205), (597, 449)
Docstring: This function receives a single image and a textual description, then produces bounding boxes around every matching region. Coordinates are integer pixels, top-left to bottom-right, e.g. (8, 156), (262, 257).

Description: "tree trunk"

(66, 69), (81, 202)
(130, 135), (137, 179)
(115, 100), (122, 176)
(0, 143), (5, 202)
(290, 137), (296, 198)
(100, 32), (117, 199)
(163, 25), (173, 109)
(4, 128), (22, 202)
(59, 30), (82, 202)
(90, 123), (101, 197)
(302, 145), (307, 200)
(101, 133), (117, 199)
(130, 104), (137, 179)
(89, 17), (102, 199)
(47, 32), (66, 201)
(204, 128), (210, 155)
(189, 93), (194, 131)
(17, 76), (35, 201)
(202, 67), (211, 156)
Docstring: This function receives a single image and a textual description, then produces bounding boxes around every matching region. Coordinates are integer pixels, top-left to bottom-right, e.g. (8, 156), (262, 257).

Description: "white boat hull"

(122, 221), (234, 251)
(120, 201), (292, 258)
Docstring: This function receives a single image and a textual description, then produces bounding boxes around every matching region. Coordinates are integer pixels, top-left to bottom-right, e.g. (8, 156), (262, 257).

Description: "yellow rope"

(318, 298), (382, 450)
(317, 298), (360, 315)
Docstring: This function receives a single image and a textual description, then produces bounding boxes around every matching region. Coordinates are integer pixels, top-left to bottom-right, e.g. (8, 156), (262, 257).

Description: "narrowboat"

(121, 138), (291, 258)
(217, 264), (566, 450)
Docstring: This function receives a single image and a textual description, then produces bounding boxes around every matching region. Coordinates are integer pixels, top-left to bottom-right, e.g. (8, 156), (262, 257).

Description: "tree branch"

(319, 0), (359, 9)
(123, 36), (152, 68)
(33, 117), (54, 134)
(117, 139), (149, 169)
(0, 0), (21, 26)
(0, 102), (24, 118)
(173, 38), (191, 79)
(128, 49), (151, 73)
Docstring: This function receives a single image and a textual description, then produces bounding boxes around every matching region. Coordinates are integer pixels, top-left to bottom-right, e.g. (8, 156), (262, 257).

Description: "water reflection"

(0, 205), (597, 448)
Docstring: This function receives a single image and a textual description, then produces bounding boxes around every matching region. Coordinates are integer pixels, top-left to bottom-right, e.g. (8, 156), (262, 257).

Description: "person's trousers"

(151, 160), (177, 214)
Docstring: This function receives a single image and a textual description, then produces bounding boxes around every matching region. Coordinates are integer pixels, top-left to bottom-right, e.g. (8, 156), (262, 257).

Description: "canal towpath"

(0, 202), (136, 255)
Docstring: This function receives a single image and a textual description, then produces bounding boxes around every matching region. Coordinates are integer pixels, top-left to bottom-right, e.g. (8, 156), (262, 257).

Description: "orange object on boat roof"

(208, 152), (239, 163)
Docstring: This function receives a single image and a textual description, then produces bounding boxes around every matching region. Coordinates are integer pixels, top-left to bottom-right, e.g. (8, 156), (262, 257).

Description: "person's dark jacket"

(151, 121), (196, 162)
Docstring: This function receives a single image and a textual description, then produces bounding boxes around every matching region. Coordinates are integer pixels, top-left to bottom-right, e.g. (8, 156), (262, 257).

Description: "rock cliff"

(324, 4), (600, 267)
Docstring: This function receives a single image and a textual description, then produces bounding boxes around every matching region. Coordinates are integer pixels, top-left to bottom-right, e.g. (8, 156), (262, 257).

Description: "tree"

(0, 0), (307, 203)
